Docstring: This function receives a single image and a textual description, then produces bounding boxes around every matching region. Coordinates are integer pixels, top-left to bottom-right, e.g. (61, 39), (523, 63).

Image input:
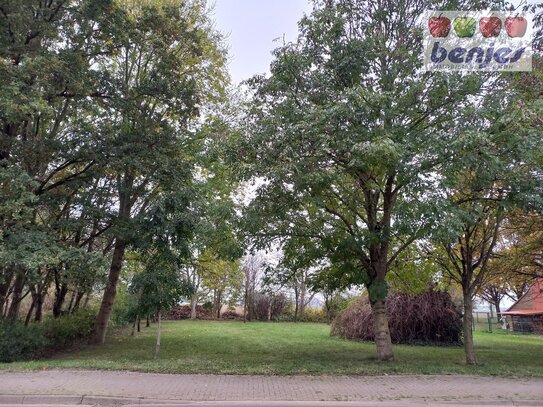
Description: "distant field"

(2, 320), (543, 377)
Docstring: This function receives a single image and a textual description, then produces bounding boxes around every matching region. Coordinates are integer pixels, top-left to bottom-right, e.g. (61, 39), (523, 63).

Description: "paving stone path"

(0, 370), (542, 405)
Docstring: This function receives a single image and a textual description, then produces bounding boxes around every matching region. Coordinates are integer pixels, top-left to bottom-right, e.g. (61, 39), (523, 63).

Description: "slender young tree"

(429, 74), (543, 364)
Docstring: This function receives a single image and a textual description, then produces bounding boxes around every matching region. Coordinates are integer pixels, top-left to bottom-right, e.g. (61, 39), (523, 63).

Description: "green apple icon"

(454, 16), (476, 37)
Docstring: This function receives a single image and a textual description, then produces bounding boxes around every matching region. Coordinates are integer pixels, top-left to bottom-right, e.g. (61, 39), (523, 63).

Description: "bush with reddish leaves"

(163, 305), (213, 320)
(253, 292), (289, 321)
(221, 310), (242, 320)
(331, 290), (462, 345)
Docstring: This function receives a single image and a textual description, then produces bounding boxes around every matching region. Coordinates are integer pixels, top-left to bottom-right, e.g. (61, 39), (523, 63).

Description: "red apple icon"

(479, 17), (502, 37)
(429, 16), (451, 37)
(505, 17), (528, 37)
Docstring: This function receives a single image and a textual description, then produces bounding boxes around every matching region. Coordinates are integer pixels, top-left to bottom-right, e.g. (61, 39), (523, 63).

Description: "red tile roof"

(501, 310), (543, 316)
(505, 278), (543, 314)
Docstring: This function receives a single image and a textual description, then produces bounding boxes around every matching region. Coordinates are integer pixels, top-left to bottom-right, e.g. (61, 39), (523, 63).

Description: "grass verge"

(2, 320), (542, 376)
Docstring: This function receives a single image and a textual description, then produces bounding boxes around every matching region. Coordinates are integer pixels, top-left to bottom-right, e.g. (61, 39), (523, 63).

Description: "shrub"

(0, 320), (46, 362)
(253, 292), (289, 321)
(324, 295), (357, 322)
(41, 308), (97, 348)
(273, 305), (327, 323)
(163, 305), (213, 320)
(301, 307), (328, 323)
(331, 290), (462, 345)
(110, 288), (132, 327)
(221, 310), (242, 320)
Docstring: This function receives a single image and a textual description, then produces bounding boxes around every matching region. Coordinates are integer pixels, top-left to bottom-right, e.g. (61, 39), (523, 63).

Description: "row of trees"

(235, 0), (543, 365)
(0, 0), (241, 345)
(1, 0), (542, 367)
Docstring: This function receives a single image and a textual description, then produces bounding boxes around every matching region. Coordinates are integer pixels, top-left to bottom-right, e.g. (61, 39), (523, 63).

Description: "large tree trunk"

(463, 293), (477, 365)
(0, 266), (15, 316)
(92, 174), (133, 344)
(25, 296), (36, 326)
(325, 301), (332, 324)
(190, 294), (197, 319)
(7, 270), (25, 320)
(370, 298), (394, 361)
(34, 289), (45, 322)
(67, 290), (76, 313)
(91, 239), (127, 344)
(53, 266), (69, 318)
(212, 289), (222, 319)
(131, 314), (138, 336)
(488, 288), (502, 317)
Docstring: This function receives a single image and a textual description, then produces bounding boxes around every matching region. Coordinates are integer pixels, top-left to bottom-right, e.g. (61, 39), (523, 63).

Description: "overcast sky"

(212, 0), (539, 84)
(212, 0), (312, 84)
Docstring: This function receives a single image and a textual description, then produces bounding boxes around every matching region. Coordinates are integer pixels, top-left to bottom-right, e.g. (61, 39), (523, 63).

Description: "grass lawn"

(2, 320), (543, 377)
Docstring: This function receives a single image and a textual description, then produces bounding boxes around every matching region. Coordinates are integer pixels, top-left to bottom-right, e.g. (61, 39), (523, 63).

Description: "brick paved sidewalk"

(1, 370), (542, 405)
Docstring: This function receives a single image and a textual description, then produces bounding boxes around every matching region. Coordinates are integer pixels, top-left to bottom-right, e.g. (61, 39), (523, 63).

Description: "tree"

(478, 283), (507, 316)
(241, 253), (266, 321)
(199, 250), (242, 319)
(429, 82), (543, 364)
(184, 149), (242, 319)
(266, 264), (316, 322)
(129, 190), (195, 356)
(0, 0), (231, 339)
(0, 0), (120, 322)
(131, 258), (192, 357)
(237, 0), (486, 360)
(91, 0), (227, 343)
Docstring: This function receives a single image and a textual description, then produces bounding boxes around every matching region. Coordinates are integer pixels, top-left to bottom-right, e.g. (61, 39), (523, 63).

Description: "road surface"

(0, 370), (542, 406)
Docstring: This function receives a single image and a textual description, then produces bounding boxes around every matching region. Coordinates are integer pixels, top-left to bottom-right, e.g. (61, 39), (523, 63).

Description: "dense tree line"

(0, 0), (238, 346)
(1, 0), (542, 367)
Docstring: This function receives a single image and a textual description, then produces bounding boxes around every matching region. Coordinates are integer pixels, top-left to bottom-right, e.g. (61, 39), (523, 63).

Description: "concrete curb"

(1, 395), (542, 406)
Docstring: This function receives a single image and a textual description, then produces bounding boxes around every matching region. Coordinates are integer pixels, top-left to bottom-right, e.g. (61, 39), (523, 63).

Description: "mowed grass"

(3, 320), (543, 377)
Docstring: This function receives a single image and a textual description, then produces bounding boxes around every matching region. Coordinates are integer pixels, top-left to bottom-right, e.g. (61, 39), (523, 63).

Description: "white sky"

(212, 0), (539, 84)
(212, 0), (312, 84)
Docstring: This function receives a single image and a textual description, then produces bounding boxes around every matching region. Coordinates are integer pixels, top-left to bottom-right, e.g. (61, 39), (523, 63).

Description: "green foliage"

(387, 247), (443, 295)
(0, 309), (98, 362)
(0, 0), (231, 345)
(300, 308), (328, 323)
(110, 282), (133, 327)
(0, 320), (46, 362)
(367, 280), (388, 304)
(41, 309), (97, 348)
(199, 252), (242, 291)
(236, 0), (489, 307)
(128, 193), (197, 318)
